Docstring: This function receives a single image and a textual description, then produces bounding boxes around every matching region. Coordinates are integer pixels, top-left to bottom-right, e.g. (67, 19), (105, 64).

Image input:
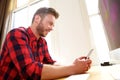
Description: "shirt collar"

(27, 27), (38, 41)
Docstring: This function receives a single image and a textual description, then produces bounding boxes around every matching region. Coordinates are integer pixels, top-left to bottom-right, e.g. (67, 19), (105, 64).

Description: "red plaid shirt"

(0, 27), (55, 80)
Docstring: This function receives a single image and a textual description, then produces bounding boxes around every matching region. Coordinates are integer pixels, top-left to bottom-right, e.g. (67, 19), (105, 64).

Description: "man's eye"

(50, 23), (54, 26)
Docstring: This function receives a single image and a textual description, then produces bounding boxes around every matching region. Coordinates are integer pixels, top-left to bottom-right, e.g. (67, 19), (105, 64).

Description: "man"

(0, 7), (92, 80)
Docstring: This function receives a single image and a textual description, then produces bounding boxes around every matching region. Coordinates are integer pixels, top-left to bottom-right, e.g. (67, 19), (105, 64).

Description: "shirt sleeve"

(42, 38), (56, 64)
(7, 29), (43, 79)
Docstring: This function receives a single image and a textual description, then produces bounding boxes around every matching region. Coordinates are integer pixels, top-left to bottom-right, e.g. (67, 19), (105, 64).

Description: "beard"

(36, 22), (49, 37)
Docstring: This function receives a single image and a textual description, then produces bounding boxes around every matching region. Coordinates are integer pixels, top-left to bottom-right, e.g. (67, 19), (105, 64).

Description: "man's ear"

(34, 15), (41, 24)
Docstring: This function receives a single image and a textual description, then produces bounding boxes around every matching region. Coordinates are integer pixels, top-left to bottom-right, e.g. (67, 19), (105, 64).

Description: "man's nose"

(48, 25), (54, 30)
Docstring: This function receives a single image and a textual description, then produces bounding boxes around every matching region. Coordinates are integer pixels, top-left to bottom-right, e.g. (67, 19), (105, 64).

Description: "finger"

(79, 56), (87, 59)
(86, 59), (92, 64)
(85, 66), (89, 71)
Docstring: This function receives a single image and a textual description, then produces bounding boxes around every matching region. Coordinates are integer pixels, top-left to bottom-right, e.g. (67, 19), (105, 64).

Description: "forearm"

(41, 64), (75, 80)
(41, 57), (92, 80)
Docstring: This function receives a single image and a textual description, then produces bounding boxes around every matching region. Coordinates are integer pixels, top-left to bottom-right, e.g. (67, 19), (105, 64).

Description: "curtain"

(0, 0), (16, 49)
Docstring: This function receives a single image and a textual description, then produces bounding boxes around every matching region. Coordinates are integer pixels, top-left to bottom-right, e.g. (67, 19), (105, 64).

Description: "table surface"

(57, 64), (120, 80)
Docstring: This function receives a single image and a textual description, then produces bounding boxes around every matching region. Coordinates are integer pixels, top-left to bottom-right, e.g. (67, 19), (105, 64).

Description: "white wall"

(49, 0), (100, 65)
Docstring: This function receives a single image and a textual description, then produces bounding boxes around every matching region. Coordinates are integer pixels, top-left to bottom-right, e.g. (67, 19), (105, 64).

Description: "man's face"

(36, 14), (56, 37)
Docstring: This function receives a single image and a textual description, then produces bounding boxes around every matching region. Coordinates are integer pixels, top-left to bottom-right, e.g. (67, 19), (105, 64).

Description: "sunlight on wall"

(90, 15), (110, 62)
(85, 0), (110, 63)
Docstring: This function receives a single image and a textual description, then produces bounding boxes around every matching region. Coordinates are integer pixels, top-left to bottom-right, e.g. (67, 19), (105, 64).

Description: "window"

(13, 0), (50, 28)
(17, 0), (29, 7)
(85, 0), (110, 63)
(13, 7), (28, 28)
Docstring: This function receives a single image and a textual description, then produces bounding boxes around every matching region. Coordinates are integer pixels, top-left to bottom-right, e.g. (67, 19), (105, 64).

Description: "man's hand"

(73, 56), (92, 74)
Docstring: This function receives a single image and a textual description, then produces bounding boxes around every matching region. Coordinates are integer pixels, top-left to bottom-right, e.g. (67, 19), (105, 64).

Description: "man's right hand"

(73, 57), (92, 74)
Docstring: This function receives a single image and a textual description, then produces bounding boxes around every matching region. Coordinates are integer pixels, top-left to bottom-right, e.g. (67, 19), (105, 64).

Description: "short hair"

(32, 7), (59, 23)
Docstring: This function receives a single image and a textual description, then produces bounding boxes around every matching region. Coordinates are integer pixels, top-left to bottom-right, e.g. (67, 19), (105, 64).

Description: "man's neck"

(30, 26), (40, 40)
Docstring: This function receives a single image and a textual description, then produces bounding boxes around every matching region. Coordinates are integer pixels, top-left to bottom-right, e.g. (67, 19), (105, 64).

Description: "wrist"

(69, 64), (76, 75)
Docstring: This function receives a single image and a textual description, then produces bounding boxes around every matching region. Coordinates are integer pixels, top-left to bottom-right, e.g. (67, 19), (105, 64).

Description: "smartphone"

(86, 49), (94, 58)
